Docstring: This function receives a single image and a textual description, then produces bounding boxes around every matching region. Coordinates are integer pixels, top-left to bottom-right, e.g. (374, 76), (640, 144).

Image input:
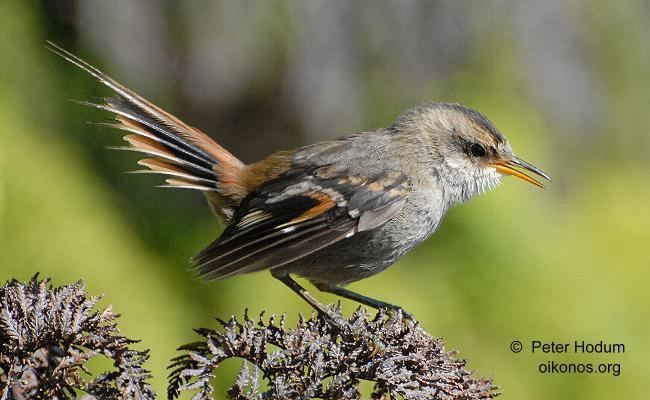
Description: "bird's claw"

(383, 305), (415, 321)
(321, 311), (385, 350)
(326, 313), (350, 332)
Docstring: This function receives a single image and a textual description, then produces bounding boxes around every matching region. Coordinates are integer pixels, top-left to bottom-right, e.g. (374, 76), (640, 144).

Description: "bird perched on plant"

(48, 43), (549, 327)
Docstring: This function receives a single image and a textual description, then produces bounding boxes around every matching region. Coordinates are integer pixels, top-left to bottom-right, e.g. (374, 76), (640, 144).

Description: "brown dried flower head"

(168, 307), (498, 400)
(0, 275), (154, 400)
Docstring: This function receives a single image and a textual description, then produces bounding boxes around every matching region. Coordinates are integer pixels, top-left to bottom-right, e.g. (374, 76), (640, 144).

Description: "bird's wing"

(193, 164), (409, 280)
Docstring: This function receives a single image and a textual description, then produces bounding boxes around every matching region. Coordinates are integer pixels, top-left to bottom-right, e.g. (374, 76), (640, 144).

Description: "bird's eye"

(470, 143), (486, 157)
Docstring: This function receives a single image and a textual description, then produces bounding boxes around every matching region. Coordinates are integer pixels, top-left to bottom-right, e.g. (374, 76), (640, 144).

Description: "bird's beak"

(491, 156), (550, 189)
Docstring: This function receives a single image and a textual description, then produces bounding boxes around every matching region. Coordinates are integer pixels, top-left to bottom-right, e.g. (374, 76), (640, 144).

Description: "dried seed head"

(0, 275), (155, 400)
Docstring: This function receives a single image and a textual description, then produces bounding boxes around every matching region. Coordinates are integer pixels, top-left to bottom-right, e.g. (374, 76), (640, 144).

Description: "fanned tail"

(46, 42), (246, 219)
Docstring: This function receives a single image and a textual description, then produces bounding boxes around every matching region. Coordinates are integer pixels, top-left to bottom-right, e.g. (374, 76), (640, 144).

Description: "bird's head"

(392, 102), (550, 203)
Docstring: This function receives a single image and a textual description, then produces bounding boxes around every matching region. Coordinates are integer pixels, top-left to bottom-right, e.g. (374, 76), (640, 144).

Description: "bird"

(47, 42), (549, 327)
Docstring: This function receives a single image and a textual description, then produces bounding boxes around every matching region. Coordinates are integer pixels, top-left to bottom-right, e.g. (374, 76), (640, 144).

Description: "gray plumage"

(274, 102), (507, 286)
(48, 42), (549, 322)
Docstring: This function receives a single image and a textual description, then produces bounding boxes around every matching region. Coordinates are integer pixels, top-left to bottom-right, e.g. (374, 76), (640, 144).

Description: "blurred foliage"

(1, 1), (648, 399)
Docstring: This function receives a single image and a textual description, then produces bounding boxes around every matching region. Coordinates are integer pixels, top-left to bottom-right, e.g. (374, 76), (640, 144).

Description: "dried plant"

(168, 307), (498, 400)
(1, 276), (498, 400)
(0, 275), (155, 400)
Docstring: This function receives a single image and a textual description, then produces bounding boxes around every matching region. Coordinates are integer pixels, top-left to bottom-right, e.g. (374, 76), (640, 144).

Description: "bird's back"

(270, 130), (450, 286)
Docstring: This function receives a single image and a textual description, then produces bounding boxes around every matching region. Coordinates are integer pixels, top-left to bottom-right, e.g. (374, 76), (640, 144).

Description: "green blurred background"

(1, 1), (648, 398)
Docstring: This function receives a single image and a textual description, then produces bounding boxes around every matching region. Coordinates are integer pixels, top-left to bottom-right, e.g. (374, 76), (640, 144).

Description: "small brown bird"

(48, 43), (549, 326)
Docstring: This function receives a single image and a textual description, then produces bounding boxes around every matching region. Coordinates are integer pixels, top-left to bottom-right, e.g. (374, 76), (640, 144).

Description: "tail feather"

(47, 41), (247, 218)
(47, 42), (240, 167)
(133, 159), (217, 185)
(83, 101), (216, 167)
(108, 98), (218, 167)
(162, 179), (219, 192)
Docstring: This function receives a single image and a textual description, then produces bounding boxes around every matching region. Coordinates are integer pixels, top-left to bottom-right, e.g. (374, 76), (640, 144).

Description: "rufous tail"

(46, 42), (246, 220)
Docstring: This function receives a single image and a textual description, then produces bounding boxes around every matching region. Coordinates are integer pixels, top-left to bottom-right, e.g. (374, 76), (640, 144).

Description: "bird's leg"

(271, 272), (349, 330)
(315, 283), (414, 320)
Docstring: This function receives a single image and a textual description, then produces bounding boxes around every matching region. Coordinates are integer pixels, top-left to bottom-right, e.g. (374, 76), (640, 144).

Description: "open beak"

(491, 157), (551, 189)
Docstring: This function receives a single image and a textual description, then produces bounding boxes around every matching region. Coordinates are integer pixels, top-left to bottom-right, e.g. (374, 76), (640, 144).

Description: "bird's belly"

(281, 188), (446, 285)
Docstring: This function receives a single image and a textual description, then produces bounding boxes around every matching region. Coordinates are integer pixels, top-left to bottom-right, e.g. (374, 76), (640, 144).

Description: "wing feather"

(193, 165), (408, 280)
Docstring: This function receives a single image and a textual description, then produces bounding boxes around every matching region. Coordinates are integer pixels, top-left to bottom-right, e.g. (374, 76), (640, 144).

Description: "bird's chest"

(370, 182), (446, 255)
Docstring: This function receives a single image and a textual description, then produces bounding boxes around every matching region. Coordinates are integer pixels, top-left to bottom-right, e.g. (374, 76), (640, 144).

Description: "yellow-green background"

(1, 1), (648, 399)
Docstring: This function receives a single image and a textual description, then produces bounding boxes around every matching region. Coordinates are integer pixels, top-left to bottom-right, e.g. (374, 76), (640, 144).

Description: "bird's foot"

(323, 311), (350, 332)
(381, 304), (415, 321)
(320, 308), (385, 352)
